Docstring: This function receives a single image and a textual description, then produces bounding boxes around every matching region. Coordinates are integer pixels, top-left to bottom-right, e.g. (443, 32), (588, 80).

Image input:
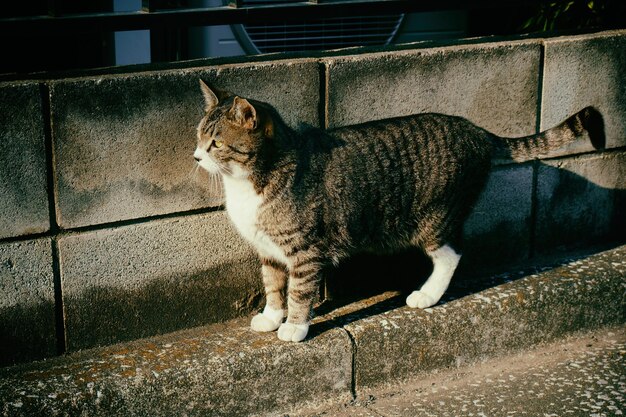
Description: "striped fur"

(195, 80), (605, 342)
(493, 106), (605, 161)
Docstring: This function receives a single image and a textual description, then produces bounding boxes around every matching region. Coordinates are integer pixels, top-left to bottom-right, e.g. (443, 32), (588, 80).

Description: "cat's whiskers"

(209, 172), (223, 197)
(193, 164), (201, 179)
(187, 163), (202, 183)
(213, 159), (233, 177)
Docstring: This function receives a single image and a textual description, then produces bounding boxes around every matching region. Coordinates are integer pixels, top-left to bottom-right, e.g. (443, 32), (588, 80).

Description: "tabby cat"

(194, 80), (604, 342)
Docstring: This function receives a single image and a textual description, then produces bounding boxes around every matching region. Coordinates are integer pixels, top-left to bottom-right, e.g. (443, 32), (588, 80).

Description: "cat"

(193, 80), (605, 342)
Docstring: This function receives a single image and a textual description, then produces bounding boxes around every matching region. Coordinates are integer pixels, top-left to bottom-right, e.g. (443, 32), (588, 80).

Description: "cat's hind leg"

(251, 258), (287, 332)
(406, 244), (460, 309)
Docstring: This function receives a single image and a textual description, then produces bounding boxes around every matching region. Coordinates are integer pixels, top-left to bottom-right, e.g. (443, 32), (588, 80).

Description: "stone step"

(294, 325), (626, 417)
(1, 245), (624, 417)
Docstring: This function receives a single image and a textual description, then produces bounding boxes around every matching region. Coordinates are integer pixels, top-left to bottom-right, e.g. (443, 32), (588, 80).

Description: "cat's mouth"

(194, 148), (250, 179)
(193, 148), (221, 175)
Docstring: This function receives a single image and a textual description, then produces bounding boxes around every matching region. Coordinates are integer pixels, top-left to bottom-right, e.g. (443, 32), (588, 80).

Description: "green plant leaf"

(521, 17), (534, 30)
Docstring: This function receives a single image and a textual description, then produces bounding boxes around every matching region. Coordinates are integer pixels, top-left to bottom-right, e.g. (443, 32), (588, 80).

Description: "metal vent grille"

(236, 1), (404, 53)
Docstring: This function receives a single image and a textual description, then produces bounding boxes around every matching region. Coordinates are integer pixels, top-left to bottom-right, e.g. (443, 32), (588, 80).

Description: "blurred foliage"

(519, 0), (625, 32)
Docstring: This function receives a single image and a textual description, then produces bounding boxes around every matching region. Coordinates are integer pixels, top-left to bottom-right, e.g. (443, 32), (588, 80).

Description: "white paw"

(406, 290), (437, 309)
(277, 322), (309, 342)
(251, 314), (281, 332)
(250, 306), (283, 332)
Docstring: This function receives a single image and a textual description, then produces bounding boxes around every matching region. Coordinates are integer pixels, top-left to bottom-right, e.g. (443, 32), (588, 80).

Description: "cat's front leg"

(251, 258), (287, 332)
(277, 257), (322, 342)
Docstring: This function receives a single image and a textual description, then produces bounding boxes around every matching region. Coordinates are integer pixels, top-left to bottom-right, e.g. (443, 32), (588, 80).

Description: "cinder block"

(58, 211), (262, 351)
(325, 40), (541, 137)
(0, 83), (50, 239)
(535, 151), (626, 255)
(0, 238), (56, 366)
(50, 60), (320, 229)
(542, 30), (626, 151)
(461, 165), (534, 274)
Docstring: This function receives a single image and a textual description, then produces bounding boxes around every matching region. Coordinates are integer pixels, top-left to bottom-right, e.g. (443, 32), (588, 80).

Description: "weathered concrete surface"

(461, 164), (534, 274)
(58, 211), (262, 351)
(0, 245), (623, 416)
(325, 40), (540, 137)
(535, 151), (626, 255)
(542, 30), (626, 152)
(0, 238), (56, 366)
(0, 82), (50, 239)
(50, 60), (320, 228)
(294, 326), (626, 417)
(0, 318), (352, 417)
(340, 245), (626, 390)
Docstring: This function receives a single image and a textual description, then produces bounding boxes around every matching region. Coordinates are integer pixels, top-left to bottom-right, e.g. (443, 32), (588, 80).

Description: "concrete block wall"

(50, 62), (321, 228)
(58, 212), (261, 352)
(0, 83), (50, 239)
(1, 30), (624, 366)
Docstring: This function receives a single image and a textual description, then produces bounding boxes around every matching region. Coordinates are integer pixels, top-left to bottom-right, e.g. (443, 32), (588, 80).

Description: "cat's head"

(194, 80), (275, 179)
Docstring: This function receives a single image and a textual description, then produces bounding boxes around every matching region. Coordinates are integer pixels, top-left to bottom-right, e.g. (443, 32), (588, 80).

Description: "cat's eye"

(214, 140), (223, 148)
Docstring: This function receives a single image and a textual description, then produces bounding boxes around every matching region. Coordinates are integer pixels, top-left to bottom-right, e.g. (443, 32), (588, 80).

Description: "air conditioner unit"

(115, 0), (467, 65)
(232, 0), (405, 54)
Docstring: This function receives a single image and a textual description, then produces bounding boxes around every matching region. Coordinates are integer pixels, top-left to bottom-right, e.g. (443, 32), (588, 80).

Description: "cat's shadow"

(307, 248), (506, 337)
(307, 160), (625, 339)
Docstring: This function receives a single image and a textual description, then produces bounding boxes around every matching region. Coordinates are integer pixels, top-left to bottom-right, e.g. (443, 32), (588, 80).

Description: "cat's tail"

(493, 106), (605, 162)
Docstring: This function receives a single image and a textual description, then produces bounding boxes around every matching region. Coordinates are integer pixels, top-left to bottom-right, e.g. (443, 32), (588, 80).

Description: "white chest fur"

(222, 176), (290, 266)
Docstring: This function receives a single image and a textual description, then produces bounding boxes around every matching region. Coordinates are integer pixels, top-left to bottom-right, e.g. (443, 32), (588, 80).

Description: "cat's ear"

(263, 117), (274, 139)
(230, 96), (257, 130)
(199, 79), (219, 112)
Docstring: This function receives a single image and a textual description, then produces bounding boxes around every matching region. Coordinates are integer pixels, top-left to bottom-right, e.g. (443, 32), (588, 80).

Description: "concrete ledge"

(0, 320), (352, 417)
(343, 245), (626, 390)
(1, 245), (623, 416)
